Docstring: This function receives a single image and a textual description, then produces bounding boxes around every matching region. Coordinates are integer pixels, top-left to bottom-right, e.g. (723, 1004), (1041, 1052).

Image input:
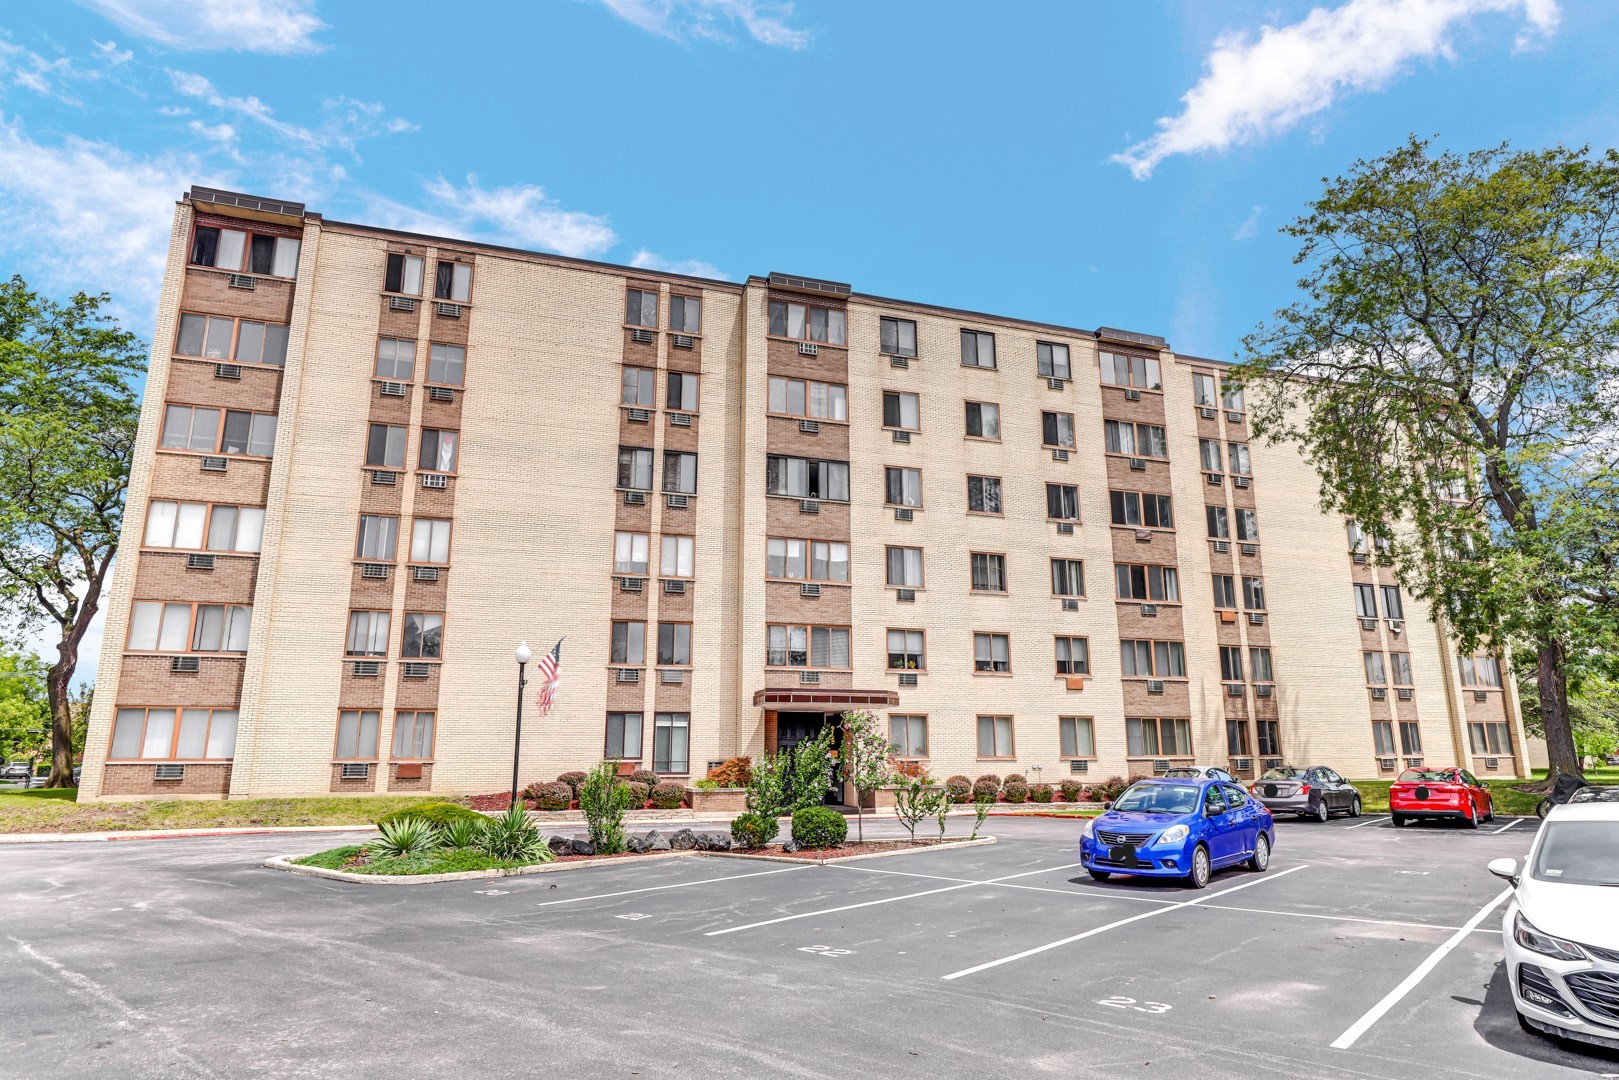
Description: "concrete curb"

(0, 824), (382, 845)
(703, 835), (998, 866)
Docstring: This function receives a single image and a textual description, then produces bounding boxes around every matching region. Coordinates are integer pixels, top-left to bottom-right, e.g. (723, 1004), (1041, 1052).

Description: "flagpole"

(512, 641), (532, 809)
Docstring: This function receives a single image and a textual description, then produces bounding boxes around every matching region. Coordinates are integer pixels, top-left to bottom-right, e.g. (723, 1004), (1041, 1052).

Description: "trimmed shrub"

(1003, 773), (1027, 786)
(693, 779), (720, 790)
(622, 781), (650, 806)
(556, 771), (588, 795)
(375, 802), (485, 829)
(530, 782), (572, 811)
(707, 756), (753, 788)
(945, 775), (973, 804)
(972, 778), (999, 801)
(730, 812), (779, 850)
(630, 769), (658, 789)
(978, 774), (1002, 789)
(1029, 784), (1054, 803)
(1002, 781), (1029, 804)
(1086, 775), (1131, 803)
(1060, 780), (1084, 802)
(650, 782), (685, 810)
(791, 806), (848, 849)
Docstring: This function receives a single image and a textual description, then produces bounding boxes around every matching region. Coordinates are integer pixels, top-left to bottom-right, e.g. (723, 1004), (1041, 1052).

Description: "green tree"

(0, 277), (144, 787)
(1516, 661), (1619, 763)
(0, 642), (50, 763)
(838, 709), (893, 841)
(1233, 139), (1619, 783)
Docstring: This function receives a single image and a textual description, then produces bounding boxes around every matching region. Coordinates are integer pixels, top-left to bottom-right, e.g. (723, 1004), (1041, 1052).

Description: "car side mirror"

(1487, 858), (1519, 886)
(1102, 801), (1112, 811)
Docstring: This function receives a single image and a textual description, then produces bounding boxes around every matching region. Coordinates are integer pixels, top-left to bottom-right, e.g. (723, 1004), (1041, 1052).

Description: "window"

(401, 612), (443, 659)
(384, 252), (424, 295)
(1041, 411), (1075, 448)
(977, 715), (1014, 757)
(886, 629), (925, 670)
(1372, 720), (1396, 756)
(768, 300), (847, 345)
(126, 602), (251, 653)
(1051, 558), (1085, 597)
(367, 423), (407, 468)
(618, 446), (653, 490)
(1110, 491), (1173, 528)
(973, 632), (1011, 673)
(656, 622), (691, 666)
(1460, 656), (1503, 688)
(890, 714), (928, 756)
(110, 707), (238, 761)
(766, 625), (851, 668)
(333, 710), (380, 760)
(1235, 508), (1259, 541)
(162, 405), (276, 457)
(654, 713), (690, 774)
(1221, 379), (1245, 412)
(1228, 443), (1251, 476)
(1055, 636), (1089, 675)
(1380, 585), (1404, 620)
(428, 343), (465, 386)
(1363, 651), (1387, 685)
(1127, 717), (1191, 756)
(614, 531), (649, 574)
(1104, 420), (1167, 458)
(882, 391), (920, 430)
(1220, 645), (1244, 682)
(176, 313), (289, 367)
(1250, 647), (1274, 683)
(1116, 563), (1179, 602)
(355, 515), (399, 561)
(884, 467), (922, 508)
(392, 712), (435, 760)
(626, 288), (658, 327)
(192, 224), (299, 277)
(1469, 721), (1513, 756)
(621, 367), (656, 406)
(1037, 342), (1071, 379)
(411, 518), (452, 565)
(419, 429), (458, 472)
(1200, 439), (1223, 473)
(605, 712), (643, 759)
(1207, 505), (1230, 539)
(662, 451), (698, 494)
(967, 475), (1003, 514)
(669, 294), (701, 333)
(661, 535), (695, 578)
(1346, 520), (1369, 553)
(1100, 351), (1162, 390)
(346, 611), (390, 657)
(960, 330), (996, 368)
(886, 546), (924, 588)
(970, 553), (1007, 593)
(964, 401), (1001, 439)
(1227, 719), (1251, 756)
(768, 376), (847, 420)
(1390, 653), (1413, 686)
(1354, 584), (1378, 619)
(880, 316), (917, 357)
(766, 538), (847, 583)
(1120, 640), (1186, 678)
(1399, 721), (1423, 755)
(433, 261), (472, 303)
(767, 455), (850, 501)
(144, 501), (263, 553)
(611, 621), (646, 665)
(1193, 373), (1217, 406)
(1046, 483), (1080, 521)
(667, 372), (699, 412)
(1256, 720), (1281, 757)
(375, 337), (416, 380)
(1059, 716), (1095, 758)
(1212, 574), (1236, 608)
(1242, 576), (1265, 610)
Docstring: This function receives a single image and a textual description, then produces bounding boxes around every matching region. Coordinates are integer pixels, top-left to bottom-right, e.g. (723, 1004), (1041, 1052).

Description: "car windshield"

(1397, 770), (1455, 782)
(1111, 783), (1201, 815)
(1259, 767), (1303, 780)
(1531, 821), (1619, 887)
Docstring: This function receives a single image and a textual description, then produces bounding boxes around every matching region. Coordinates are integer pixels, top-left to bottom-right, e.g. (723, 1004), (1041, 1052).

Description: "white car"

(1162, 766), (1237, 783)
(1489, 802), (1619, 1051)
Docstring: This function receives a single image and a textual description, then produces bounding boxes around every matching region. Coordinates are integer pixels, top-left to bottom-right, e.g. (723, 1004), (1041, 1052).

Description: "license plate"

(1263, 784), (1277, 797)
(1109, 844), (1138, 866)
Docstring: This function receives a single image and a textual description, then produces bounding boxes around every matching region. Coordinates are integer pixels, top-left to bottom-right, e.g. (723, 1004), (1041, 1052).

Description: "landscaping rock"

(670, 828), (698, 851)
(694, 832), (731, 851)
(570, 838), (596, 856)
(781, 839), (800, 853)
(546, 835), (572, 855)
(645, 830), (671, 851)
(625, 836), (649, 854)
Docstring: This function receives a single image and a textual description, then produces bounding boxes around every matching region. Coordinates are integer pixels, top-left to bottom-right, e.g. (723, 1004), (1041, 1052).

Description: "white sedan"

(1162, 765), (1238, 783)
(1489, 801), (1619, 1051)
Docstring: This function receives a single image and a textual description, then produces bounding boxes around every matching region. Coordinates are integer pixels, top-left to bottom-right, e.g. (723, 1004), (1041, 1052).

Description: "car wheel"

(1483, 798), (1495, 824)
(1349, 796), (1362, 818)
(1186, 845), (1211, 890)
(1088, 869), (1110, 882)
(1463, 801), (1479, 829)
(1247, 833), (1271, 872)
(1314, 799), (1330, 823)
(1392, 814), (1407, 827)
(1536, 797), (1553, 819)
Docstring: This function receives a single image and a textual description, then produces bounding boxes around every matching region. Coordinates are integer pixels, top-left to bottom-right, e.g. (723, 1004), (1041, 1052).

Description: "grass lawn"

(1352, 766), (1619, 816)
(0, 788), (463, 834)
(292, 844), (544, 876)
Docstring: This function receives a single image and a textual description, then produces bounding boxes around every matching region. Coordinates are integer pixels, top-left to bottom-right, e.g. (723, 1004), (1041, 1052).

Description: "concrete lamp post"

(511, 641), (532, 809)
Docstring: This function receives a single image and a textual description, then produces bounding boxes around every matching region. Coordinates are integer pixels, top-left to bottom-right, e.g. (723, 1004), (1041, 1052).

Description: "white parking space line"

(703, 861), (1086, 937)
(1491, 818), (1524, 834)
(1342, 816), (1388, 830)
(940, 865), (1308, 981)
(1329, 887), (1512, 1050)
(530, 864), (811, 908)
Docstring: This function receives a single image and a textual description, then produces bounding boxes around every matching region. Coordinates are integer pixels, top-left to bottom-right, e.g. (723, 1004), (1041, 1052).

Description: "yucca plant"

(369, 817), (441, 858)
(479, 804), (554, 862)
(441, 816), (484, 850)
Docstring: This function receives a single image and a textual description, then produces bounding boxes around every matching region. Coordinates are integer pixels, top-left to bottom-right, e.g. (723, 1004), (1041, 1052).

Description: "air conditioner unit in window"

(228, 274), (256, 290)
(623, 490), (646, 505)
(1378, 757), (1397, 771)
(671, 333), (695, 350)
(663, 579), (687, 595)
(1207, 473), (1223, 486)
(627, 408), (651, 423)
(155, 763), (186, 781)
(798, 342), (818, 356)
(892, 430), (911, 444)
(422, 473), (448, 489)
(1056, 522), (1075, 534)
(619, 576), (644, 593)
(1069, 759), (1089, 774)
(670, 412), (693, 427)
(799, 419), (820, 434)
(214, 363), (242, 381)
(1147, 679), (1165, 694)
(1130, 458), (1147, 471)
(1199, 407), (1218, 419)
(1240, 544), (1258, 556)
(352, 661), (381, 677)
(898, 672), (918, 687)
(1370, 687), (1387, 700)
(411, 566), (441, 583)
(186, 553), (215, 571)
(340, 762), (371, 780)
(402, 662), (430, 678)
(1234, 476), (1251, 488)
(1474, 690), (1489, 702)
(1248, 612), (1265, 626)
(890, 356), (909, 370)
(1213, 541), (1230, 553)
(1397, 688), (1413, 701)
(1061, 598), (1080, 611)
(361, 563), (390, 579)
(1153, 759), (1171, 775)
(1124, 389), (1142, 401)
(429, 386), (455, 402)
(1405, 756), (1423, 768)
(1227, 683), (1244, 697)
(896, 588), (916, 602)
(1255, 684), (1273, 698)
(1227, 412), (1244, 424)
(371, 469), (398, 485)
(200, 456), (228, 473)
(380, 381), (407, 397)
(660, 668), (685, 684)
(799, 670), (820, 685)
(388, 295), (416, 312)
(1051, 448), (1070, 462)
(1261, 757), (1283, 771)
(666, 493), (689, 509)
(894, 507), (913, 522)
(1360, 618), (1378, 631)
(1140, 603), (1158, 617)
(799, 582), (820, 598)
(436, 302), (462, 318)
(615, 668), (640, 684)
(1388, 620), (1404, 634)
(170, 656), (201, 673)
(1485, 757), (1500, 770)
(630, 328), (654, 344)
(1231, 757), (1252, 773)
(799, 498), (819, 514)
(1047, 377), (1066, 390)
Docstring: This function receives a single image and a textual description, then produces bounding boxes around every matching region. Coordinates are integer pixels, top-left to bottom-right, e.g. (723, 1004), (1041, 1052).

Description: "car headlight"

(1080, 818), (1096, 840)
(1153, 824), (1190, 846)
(1514, 912), (1586, 962)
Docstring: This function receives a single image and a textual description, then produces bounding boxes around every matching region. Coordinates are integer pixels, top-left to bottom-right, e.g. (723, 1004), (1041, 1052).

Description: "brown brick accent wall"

(101, 762), (231, 796)
(150, 452), (272, 504)
(116, 655), (245, 706)
(167, 357), (283, 413)
(330, 762), (378, 793)
(133, 551), (259, 603)
(386, 761), (434, 792)
(180, 268), (295, 323)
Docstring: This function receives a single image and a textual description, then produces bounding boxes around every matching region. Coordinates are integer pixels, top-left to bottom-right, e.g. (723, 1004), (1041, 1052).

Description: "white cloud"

(1113, 0), (1560, 179)
(365, 176), (619, 259)
(168, 71), (414, 157)
(168, 69), (322, 150)
(598, 0), (810, 49)
(630, 249), (728, 280)
(92, 40), (133, 66)
(1233, 205), (1263, 241)
(79, 0), (328, 55)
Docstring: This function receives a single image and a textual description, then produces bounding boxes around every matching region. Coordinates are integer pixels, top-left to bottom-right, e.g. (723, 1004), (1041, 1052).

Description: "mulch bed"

(756, 838), (970, 859)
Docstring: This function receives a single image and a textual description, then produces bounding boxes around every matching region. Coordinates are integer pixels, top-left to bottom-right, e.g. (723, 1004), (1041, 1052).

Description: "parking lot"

(2, 813), (1615, 1079)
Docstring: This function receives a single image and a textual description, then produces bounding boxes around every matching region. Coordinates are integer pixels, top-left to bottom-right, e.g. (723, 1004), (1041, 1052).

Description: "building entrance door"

(773, 711), (843, 804)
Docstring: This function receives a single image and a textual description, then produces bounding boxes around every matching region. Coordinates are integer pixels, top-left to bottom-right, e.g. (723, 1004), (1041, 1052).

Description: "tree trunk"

(44, 576), (102, 789)
(1537, 638), (1581, 781)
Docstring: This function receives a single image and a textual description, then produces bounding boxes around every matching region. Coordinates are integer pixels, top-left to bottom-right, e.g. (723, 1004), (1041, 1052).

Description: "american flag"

(534, 639), (563, 717)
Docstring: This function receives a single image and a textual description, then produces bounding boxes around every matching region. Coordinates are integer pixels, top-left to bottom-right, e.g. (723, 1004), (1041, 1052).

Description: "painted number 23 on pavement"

(1097, 995), (1172, 1014)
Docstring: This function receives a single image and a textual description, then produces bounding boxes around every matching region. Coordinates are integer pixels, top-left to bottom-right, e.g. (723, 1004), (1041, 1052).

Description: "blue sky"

(3, 0), (1618, 679)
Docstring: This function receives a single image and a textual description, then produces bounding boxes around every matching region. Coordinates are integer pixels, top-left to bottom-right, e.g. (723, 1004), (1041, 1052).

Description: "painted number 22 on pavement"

(1097, 995), (1172, 1014)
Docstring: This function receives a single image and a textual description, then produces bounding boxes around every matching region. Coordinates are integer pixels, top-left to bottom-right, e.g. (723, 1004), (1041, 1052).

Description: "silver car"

(1249, 765), (1363, 821)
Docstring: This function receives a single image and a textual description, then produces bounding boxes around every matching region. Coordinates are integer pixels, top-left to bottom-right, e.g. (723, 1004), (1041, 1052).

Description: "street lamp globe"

(514, 641), (533, 665)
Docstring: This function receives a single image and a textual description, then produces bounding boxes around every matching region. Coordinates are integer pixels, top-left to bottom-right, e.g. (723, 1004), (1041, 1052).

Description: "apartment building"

(77, 187), (1530, 801)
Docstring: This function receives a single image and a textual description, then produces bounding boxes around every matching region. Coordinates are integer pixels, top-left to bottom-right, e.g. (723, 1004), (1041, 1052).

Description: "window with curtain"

(1111, 491), (1172, 528)
(1390, 652), (1414, 686)
(1212, 574), (1236, 608)
(626, 288), (658, 326)
(1207, 505), (1230, 538)
(886, 546), (924, 588)
(605, 712), (644, 759)
(614, 531), (649, 574)
(768, 377), (847, 420)
(662, 451), (698, 494)
(1399, 722), (1423, 755)
(411, 518), (452, 565)
(1354, 584), (1378, 619)
(970, 553), (1007, 593)
(1055, 636), (1089, 675)
(669, 295), (701, 333)
(355, 515), (399, 561)
(1220, 645), (1244, 682)
(611, 621), (646, 665)
(1380, 585), (1404, 620)
(335, 710), (380, 760)
(768, 300), (847, 345)
(882, 391), (920, 430)
(656, 623), (691, 666)
(1116, 564), (1178, 602)
(375, 337), (416, 380)
(884, 467), (922, 507)
(109, 707), (237, 760)
(1100, 351), (1162, 390)
(622, 366), (656, 406)
(434, 261), (472, 302)
(1250, 647), (1274, 683)
(1242, 577), (1265, 610)
(973, 633), (1011, 673)
(967, 475), (1003, 513)
(886, 629), (924, 670)
(976, 715), (1014, 757)
(1228, 443), (1251, 475)
(1046, 483), (1079, 521)
(419, 429), (459, 472)
(367, 424), (407, 468)
(960, 330), (996, 368)
(767, 456), (849, 500)
(1037, 342), (1071, 379)
(618, 446), (653, 490)
(1120, 640), (1185, 678)
(160, 404), (219, 452)
(889, 715), (928, 756)
(385, 252), (424, 295)
(1192, 373), (1217, 405)
(1200, 439), (1223, 473)
(428, 343), (466, 386)
(391, 712), (436, 759)
(1050, 559), (1085, 597)
(346, 611), (390, 657)
(965, 401), (1001, 439)
(661, 535), (695, 578)
(879, 316), (917, 357)
(653, 713), (690, 773)
(1060, 716), (1094, 757)
(145, 501), (262, 553)
(1041, 411), (1075, 448)
(1363, 651), (1387, 685)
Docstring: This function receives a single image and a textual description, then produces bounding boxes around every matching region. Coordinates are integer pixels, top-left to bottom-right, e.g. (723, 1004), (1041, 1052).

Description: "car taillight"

(1249, 784), (1258, 793)
(1299, 783), (1310, 795)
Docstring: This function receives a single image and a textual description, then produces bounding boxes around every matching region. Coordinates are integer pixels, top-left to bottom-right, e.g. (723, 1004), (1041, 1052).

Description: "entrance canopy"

(752, 688), (898, 708)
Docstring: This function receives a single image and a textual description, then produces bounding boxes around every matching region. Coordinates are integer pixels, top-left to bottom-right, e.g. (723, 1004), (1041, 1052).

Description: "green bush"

(622, 781), (650, 806)
(693, 779), (720, 790)
(375, 802), (485, 829)
(1029, 784), (1054, 803)
(370, 817), (441, 857)
(1060, 780), (1084, 802)
(945, 775), (973, 804)
(649, 781), (685, 809)
(972, 778), (999, 801)
(557, 771), (588, 795)
(1003, 773), (1027, 786)
(1002, 781), (1029, 804)
(791, 806), (848, 849)
(630, 769), (659, 789)
(730, 812), (779, 850)
(529, 782), (572, 811)
(579, 762), (635, 854)
(480, 804), (553, 862)
(441, 816), (484, 849)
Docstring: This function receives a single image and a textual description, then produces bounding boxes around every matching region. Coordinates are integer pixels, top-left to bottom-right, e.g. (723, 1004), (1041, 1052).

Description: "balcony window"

(1100, 351), (1161, 390)
(769, 300), (846, 345)
(767, 455), (849, 501)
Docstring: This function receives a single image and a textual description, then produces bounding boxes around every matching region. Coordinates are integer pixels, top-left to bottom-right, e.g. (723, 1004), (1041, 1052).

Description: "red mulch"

(464, 792), (684, 812)
(751, 838), (972, 859)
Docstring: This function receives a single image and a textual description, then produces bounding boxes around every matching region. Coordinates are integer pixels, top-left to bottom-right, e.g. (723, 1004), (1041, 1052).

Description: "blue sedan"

(1080, 777), (1275, 889)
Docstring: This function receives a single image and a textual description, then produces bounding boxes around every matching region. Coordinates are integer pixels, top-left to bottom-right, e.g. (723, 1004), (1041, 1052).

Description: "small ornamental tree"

(839, 709), (893, 841)
(578, 761), (634, 854)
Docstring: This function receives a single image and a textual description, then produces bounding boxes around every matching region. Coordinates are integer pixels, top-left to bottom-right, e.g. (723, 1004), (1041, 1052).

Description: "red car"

(1389, 768), (1495, 827)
